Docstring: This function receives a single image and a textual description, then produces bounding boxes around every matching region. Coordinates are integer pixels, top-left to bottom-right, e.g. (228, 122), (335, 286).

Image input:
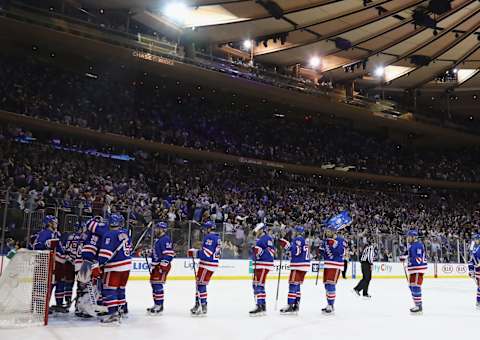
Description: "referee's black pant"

(354, 261), (372, 296)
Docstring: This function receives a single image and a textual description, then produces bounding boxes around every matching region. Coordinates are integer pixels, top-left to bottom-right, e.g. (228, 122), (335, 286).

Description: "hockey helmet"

(155, 221), (168, 230)
(43, 215), (58, 226)
(294, 225), (305, 234)
(406, 229), (418, 237)
(202, 221), (216, 230)
(109, 213), (125, 227)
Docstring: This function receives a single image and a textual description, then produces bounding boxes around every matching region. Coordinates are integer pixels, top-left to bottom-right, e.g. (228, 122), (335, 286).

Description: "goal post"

(0, 249), (54, 327)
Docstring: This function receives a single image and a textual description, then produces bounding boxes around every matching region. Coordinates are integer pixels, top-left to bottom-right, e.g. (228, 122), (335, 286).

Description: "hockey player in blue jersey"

(188, 221), (221, 316)
(147, 221), (176, 315)
(63, 222), (85, 308)
(33, 215), (67, 313)
(279, 225), (310, 315)
(468, 233), (480, 310)
(97, 213), (132, 324)
(249, 223), (275, 316)
(77, 216), (109, 318)
(321, 224), (346, 315)
(401, 229), (427, 315)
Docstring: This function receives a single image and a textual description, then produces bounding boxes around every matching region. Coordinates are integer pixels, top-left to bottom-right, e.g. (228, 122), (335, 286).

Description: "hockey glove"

(45, 238), (59, 250)
(187, 248), (197, 258)
(91, 262), (102, 279)
(159, 260), (171, 273)
(279, 238), (290, 250)
(253, 246), (263, 258)
(326, 239), (338, 248)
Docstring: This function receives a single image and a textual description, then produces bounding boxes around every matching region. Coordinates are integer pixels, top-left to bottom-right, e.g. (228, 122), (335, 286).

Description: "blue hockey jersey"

(468, 244), (480, 279)
(81, 220), (108, 262)
(33, 228), (65, 263)
(322, 236), (345, 270)
(98, 228), (132, 272)
(253, 234), (275, 270)
(74, 231), (89, 271)
(65, 231), (88, 270)
(198, 232), (221, 272)
(64, 232), (80, 263)
(288, 236), (310, 272)
(152, 234), (176, 267)
(407, 241), (427, 274)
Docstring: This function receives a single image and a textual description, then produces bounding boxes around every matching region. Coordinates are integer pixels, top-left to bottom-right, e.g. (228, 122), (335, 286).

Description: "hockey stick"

(133, 221), (154, 252)
(401, 260), (409, 282)
(252, 248), (258, 305)
(190, 254), (200, 304)
(315, 259), (321, 286)
(274, 247), (283, 311)
(143, 250), (152, 275)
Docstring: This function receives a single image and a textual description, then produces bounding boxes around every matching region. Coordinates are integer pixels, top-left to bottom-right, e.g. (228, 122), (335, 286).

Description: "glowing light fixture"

(243, 40), (252, 49)
(309, 56), (321, 68)
(163, 2), (190, 23)
(374, 66), (385, 77)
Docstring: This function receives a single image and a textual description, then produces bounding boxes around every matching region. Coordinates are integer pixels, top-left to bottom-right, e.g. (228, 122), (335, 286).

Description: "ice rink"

(1, 278), (478, 340)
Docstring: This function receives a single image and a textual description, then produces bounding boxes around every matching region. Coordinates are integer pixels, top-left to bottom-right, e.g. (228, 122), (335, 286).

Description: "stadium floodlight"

(374, 66), (385, 77)
(163, 2), (189, 23)
(243, 40), (252, 49)
(309, 56), (320, 68)
(453, 68), (458, 74)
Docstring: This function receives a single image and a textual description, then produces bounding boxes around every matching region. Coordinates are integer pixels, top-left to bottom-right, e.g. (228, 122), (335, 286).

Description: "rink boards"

(0, 257), (470, 280)
(128, 258), (469, 280)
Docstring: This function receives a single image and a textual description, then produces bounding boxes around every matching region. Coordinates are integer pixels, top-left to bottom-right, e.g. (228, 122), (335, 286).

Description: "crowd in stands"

(1, 55), (480, 182)
(1, 126), (478, 262)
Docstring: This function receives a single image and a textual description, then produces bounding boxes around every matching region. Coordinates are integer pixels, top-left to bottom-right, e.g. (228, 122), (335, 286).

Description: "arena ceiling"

(81, 0), (480, 92)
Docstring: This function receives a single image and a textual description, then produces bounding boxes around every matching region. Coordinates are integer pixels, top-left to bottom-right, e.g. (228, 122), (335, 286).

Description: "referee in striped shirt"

(353, 242), (376, 298)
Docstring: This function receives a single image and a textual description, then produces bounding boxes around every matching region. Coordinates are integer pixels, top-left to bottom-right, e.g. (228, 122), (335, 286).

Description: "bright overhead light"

(453, 68), (458, 74)
(163, 2), (189, 23)
(243, 40), (252, 49)
(309, 56), (320, 68)
(374, 66), (385, 77)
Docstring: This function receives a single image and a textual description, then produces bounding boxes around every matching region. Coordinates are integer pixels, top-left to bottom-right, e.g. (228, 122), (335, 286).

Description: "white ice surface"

(1, 278), (478, 340)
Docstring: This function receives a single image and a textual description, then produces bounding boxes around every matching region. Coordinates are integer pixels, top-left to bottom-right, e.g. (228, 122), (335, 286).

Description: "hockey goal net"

(0, 249), (53, 327)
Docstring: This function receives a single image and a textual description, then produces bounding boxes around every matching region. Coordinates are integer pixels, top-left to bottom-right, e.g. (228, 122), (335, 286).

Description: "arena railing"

(1, 200), (472, 264)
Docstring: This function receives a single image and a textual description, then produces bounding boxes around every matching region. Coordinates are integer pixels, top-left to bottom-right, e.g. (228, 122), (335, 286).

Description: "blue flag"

(326, 211), (352, 231)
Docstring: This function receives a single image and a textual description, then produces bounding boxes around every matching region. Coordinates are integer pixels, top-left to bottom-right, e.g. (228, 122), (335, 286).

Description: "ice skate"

(321, 305), (335, 315)
(100, 312), (121, 325)
(249, 304), (266, 316)
(74, 309), (93, 319)
(280, 304), (298, 315)
(410, 305), (423, 315)
(147, 305), (163, 315)
(352, 289), (360, 297)
(362, 294), (372, 299)
(190, 302), (207, 316)
(50, 305), (69, 313)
